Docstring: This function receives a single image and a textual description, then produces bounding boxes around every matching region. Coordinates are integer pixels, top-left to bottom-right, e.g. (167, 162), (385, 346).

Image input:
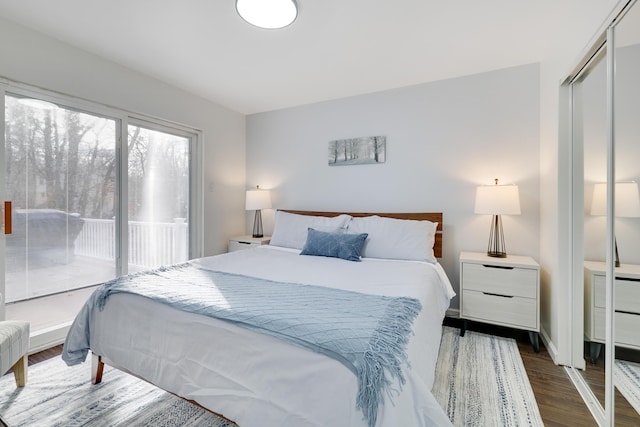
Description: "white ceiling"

(0, 0), (613, 114)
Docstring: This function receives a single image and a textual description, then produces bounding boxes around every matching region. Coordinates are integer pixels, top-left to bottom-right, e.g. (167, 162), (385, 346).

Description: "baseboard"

(29, 322), (71, 354)
(445, 308), (460, 318)
(539, 326), (560, 365)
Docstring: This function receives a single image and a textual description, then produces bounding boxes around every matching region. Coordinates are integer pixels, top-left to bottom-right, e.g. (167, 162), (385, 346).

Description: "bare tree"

(373, 136), (385, 163)
(328, 140), (339, 163)
(5, 97), (189, 224)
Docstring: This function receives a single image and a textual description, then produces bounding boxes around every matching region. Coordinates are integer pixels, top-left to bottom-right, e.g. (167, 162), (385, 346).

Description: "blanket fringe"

(356, 297), (422, 427)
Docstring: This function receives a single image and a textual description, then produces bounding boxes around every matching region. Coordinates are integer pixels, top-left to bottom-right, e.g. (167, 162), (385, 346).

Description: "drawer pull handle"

(482, 264), (515, 270)
(237, 241), (252, 245)
(482, 292), (514, 298)
(616, 277), (640, 283)
(615, 310), (640, 315)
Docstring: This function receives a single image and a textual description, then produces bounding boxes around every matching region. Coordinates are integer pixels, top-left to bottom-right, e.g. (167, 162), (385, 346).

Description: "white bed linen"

(89, 246), (454, 427)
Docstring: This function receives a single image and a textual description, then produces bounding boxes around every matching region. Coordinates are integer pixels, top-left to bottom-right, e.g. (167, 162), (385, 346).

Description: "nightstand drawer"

(228, 236), (270, 252)
(462, 263), (537, 298)
(616, 312), (640, 347)
(462, 290), (537, 330)
(616, 278), (640, 314)
(590, 308), (640, 346)
(593, 275), (640, 312)
(229, 240), (261, 252)
(591, 308), (640, 347)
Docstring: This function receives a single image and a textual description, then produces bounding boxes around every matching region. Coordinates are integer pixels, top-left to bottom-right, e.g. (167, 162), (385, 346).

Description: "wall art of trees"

(328, 135), (386, 166)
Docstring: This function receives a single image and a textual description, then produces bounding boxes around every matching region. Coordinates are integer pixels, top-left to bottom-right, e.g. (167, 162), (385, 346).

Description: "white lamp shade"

(474, 184), (521, 215)
(236, 0), (297, 29)
(246, 189), (272, 211)
(590, 182), (640, 217)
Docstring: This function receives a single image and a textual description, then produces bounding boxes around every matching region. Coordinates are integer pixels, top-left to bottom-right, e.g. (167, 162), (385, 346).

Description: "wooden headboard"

(281, 210), (443, 258)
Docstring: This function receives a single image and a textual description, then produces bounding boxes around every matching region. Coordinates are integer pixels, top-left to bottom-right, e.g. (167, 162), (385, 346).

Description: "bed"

(62, 211), (455, 427)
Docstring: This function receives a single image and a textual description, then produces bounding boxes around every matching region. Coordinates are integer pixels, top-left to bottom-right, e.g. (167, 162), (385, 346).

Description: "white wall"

(246, 64), (541, 310)
(0, 17), (247, 256)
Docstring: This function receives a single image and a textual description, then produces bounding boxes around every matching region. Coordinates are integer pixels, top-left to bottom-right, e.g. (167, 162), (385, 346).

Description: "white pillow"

(269, 211), (352, 250)
(347, 215), (438, 263)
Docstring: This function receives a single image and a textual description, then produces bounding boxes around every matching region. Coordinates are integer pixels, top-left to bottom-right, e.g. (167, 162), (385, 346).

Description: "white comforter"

(88, 246), (455, 427)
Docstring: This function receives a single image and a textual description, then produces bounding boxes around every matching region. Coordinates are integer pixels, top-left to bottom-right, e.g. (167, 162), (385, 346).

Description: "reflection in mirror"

(579, 51), (608, 409)
(613, 1), (640, 423)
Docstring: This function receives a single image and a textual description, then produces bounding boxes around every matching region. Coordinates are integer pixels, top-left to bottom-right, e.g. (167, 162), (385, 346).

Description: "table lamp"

(475, 179), (521, 258)
(246, 185), (272, 238)
(590, 181), (640, 267)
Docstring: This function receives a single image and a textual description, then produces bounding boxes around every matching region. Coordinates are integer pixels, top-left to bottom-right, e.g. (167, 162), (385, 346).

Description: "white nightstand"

(584, 261), (640, 363)
(228, 235), (271, 252)
(459, 251), (541, 351)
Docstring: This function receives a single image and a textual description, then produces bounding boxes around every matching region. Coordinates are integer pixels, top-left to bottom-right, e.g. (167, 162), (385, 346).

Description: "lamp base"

(252, 210), (264, 238)
(486, 214), (508, 258)
(487, 251), (507, 258)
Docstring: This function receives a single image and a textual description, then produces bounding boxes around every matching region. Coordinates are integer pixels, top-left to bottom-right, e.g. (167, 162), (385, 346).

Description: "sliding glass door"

(4, 94), (118, 303)
(1, 88), (200, 341)
(127, 122), (191, 271)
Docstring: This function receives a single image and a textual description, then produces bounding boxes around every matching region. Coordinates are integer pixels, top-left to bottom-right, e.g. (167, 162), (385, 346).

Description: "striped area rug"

(433, 326), (544, 426)
(0, 326), (542, 426)
(0, 358), (234, 427)
(615, 359), (640, 414)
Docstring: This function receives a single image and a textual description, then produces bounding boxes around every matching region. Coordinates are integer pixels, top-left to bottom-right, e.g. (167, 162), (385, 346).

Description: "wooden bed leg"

(91, 353), (104, 384)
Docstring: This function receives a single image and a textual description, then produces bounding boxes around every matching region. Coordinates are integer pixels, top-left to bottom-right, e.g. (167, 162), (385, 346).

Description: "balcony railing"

(5, 217), (189, 303)
(75, 218), (188, 268)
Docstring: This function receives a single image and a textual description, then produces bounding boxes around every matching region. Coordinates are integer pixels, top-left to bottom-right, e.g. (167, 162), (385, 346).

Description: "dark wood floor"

(6, 321), (640, 426)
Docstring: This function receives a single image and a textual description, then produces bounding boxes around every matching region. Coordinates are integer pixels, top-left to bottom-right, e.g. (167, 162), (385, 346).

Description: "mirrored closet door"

(569, 0), (640, 425)
(576, 43), (607, 410)
(612, 3), (640, 424)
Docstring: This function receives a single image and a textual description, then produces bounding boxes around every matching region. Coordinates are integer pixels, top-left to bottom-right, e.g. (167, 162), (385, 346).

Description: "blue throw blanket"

(63, 263), (422, 427)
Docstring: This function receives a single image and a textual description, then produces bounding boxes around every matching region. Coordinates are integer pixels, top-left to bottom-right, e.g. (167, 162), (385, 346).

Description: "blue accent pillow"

(300, 228), (368, 262)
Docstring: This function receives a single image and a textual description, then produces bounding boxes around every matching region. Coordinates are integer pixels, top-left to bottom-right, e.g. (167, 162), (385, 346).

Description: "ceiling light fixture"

(236, 0), (298, 29)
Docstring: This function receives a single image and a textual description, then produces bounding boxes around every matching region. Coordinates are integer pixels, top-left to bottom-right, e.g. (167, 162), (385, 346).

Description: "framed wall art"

(328, 135), (386, 166)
